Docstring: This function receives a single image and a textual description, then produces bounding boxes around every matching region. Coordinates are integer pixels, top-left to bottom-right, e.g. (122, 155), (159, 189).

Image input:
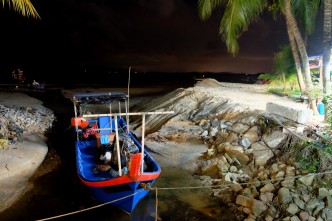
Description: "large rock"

(243, 126), (260, 143)
(278, 187), (292, 204)
(224, 145), (250, 165)
(262, 130), (287, 149)
(251, 142), (274, 166)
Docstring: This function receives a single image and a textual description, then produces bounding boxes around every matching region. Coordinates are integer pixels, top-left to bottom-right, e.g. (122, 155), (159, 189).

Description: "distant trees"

(272, 45), (298, 91)
(197, 0), (321, 115)
(1, 0), (40, 18)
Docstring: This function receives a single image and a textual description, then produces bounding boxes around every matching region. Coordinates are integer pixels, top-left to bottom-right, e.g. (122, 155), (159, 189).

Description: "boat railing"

(82, 111), (174, 118)
(81, 111), (174, 175)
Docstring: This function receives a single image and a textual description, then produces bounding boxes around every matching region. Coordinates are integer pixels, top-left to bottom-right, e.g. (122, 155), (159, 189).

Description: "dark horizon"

(4, 65), (261, 89)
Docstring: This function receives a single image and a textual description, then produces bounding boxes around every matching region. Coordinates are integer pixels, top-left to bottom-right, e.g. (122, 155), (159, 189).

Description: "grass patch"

(289, 141), (332, 173)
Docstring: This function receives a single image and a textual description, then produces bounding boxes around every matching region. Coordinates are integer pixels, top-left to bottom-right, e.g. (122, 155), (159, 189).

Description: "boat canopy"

(73, 92), (127, 105)
(308, 54), (323, 60)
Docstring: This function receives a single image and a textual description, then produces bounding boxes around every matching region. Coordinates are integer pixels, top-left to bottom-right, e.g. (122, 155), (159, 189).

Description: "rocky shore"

(129, 79), (332, 220)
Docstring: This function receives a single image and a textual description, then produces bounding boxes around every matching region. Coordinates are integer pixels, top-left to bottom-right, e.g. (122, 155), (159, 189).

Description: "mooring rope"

(36, 170), (332, 221)
(155, 187), (158, 221)
(36, 189), (145, 221)
(154, 170), (332, 191)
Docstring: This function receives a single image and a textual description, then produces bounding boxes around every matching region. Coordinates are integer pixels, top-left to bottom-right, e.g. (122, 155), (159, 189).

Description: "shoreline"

(0, 80), (328, 220)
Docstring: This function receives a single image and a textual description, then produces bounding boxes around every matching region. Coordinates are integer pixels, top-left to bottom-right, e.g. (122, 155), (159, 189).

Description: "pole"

(114, 115), (122, 176)
(141, 114), (145, 173)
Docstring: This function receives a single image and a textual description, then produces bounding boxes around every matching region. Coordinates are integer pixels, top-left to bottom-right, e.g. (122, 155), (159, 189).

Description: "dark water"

(0, 89), (237, 221)
(57, 72), (259, 88)
(5, 70), (259, 90)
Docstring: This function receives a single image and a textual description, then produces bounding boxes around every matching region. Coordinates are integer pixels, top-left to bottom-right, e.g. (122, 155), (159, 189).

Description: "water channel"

(1, 89), (235, 221)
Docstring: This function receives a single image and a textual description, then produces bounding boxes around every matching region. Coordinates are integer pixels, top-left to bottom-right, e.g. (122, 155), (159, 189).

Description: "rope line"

(36, 189), (145, 221)
(154, 170), (332, 191)
(35, 170), (332, 221)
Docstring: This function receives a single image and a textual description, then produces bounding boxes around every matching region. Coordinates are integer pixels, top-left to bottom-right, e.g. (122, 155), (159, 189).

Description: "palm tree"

(282, 0), (320, 92)
(285, 17), (306, 92)
(198, 0), (319, 115)
(1, 0), (40, 18)
(322, 0), (332, 95)
(283, 0), (317, 113)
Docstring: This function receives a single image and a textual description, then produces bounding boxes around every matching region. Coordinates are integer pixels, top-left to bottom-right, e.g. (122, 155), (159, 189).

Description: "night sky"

(0, 0), (324, 81)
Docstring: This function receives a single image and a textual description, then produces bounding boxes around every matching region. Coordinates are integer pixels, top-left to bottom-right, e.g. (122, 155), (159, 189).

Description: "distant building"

(308, 54), (332, 82)
(11, 68), (25, 84)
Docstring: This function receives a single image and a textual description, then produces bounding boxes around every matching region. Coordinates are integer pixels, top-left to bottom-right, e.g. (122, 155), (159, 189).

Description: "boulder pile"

(0, 104), (55, 149)
(194, 114), (332, 221)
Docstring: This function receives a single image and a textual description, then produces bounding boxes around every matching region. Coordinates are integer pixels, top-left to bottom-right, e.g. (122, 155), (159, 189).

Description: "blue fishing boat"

(71, 92), (172, 213)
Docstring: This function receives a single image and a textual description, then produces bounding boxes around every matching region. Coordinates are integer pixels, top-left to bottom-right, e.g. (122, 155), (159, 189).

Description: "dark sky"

(0, 0), (323, 77)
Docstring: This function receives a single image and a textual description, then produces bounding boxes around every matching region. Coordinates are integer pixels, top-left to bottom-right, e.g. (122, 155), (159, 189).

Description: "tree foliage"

(1, 0), (40, 19)
(198, 0), (266, 55)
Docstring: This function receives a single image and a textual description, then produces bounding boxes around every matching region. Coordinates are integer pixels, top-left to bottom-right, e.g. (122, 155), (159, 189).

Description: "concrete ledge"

(266, 102), (313, 124)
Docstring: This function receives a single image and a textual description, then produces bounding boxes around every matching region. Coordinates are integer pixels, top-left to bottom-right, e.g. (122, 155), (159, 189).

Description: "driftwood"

(271, 115), (309, 142)
(270, 114), (331, 145)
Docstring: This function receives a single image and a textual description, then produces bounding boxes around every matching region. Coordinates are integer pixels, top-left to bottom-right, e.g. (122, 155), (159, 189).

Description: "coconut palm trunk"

(323, 0), (332, 95)
(284, 0), (318, 115)
(286, 19), (306, 92)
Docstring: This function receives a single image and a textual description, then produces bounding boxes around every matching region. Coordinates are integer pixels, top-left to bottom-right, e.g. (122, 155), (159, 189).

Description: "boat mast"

(126, 66), (131, 133)
(141, 114), (145, 172)
(114, 97), (123, 176)
(109, 97), (113, 131)
(73, 96), (79, 141)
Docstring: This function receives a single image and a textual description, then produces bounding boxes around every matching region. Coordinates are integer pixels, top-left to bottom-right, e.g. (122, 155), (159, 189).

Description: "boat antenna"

(128, 66), (131, 105)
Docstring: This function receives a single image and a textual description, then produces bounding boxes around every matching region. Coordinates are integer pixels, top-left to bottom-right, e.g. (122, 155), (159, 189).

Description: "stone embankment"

(131, 79), (332, 221)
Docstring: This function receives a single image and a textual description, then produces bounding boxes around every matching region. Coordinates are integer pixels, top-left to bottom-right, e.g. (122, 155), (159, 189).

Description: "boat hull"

(88, 180), (156, 213)
(75, 136), (160, 213)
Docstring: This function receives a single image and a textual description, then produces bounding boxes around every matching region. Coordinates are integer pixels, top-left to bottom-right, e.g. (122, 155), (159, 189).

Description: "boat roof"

(72, 92), (127, 105)
(308, 54), (323, 60)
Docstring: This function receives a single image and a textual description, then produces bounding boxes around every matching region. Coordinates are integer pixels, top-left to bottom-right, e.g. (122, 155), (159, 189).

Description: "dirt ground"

(194, 80), (307, 111)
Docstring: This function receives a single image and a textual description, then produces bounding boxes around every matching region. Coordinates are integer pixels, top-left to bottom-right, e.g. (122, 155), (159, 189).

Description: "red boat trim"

(79, 172), (160, 187)
(128, 153), (142, 181)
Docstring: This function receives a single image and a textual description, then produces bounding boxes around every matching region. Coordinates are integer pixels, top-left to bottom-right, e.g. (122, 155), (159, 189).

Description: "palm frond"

(292, 0), (321, 35)
(219, 0), (266, 55)
(2, 0), (40, 19)
(198, 0), (225, 20)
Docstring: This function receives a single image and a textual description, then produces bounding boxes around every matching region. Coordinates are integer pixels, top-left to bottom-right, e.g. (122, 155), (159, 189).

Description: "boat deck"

(76, 140), (113, 181)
